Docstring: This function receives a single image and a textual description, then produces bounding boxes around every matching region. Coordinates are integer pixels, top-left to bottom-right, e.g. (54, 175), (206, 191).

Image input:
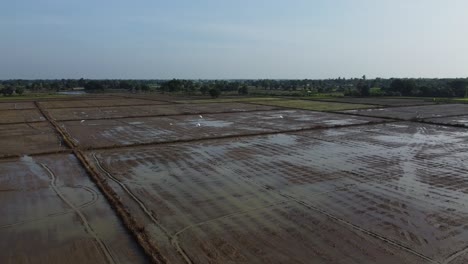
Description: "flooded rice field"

(342, 104), (468, 120)
(1, 95), (468, 263)
(0, 154), (148, 264)
(59, 110), (384, 149)
(426, 115), (468, 128)
(86, 122), (468, 263)
(47, 103), (277, 121)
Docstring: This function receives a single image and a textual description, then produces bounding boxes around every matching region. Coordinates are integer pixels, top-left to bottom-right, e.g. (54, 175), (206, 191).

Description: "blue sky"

(1, 0), (467, 79)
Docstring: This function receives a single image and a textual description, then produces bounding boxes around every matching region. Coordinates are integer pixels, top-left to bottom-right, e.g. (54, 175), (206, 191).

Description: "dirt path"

(170, 201), (289, 248)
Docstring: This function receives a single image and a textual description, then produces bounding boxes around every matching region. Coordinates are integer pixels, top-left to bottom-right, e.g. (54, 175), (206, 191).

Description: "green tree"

(16, 87), (25, 95)
(84, 81), (105, 91)
(448, 80), (468, 97)
(209, 88), (221, 98)
(238, 85), (249, 95)
(119, 80), (134, 90)
(356, 78), (370, 96)
(390, 79), (415, 96)
(200, 84), (210, 95)
(139, 84), (151, 92)
(160, 79), (183, 93)
(78, 78), (86, 87)
(1, 86), (14, 96)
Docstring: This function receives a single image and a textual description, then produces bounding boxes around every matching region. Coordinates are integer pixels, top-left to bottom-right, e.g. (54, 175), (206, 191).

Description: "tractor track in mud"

(170, 201), (290, 250)
(92, 153), (194, 264)
(40, 163), (117, 264)
(231, 163), (439, 264)
(440, 159), (468, 264)
(169, 183), (362, 251)
(34, 101), (168, 264)
(283, 193), (438, 263)
(4, 97), (463, 263)
(0, 149), (73, 160)
(0, 185), (98, 229)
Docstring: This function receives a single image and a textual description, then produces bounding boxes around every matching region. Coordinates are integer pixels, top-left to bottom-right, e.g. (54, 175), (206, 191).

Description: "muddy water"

(179, 203), (425, 264)
(87, 122), (468, 263)
(342, 104), (468, 120)
(426, 115), (468, 127)
(0, 154), (149, 264)
(48, 102), (278, 121)
(62, 109), (384, 148)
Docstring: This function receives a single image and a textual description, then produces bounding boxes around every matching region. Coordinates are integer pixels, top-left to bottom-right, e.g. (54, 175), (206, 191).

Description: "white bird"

(279, 115), (283, 119)
(199, 115), (203, 118)
(80, 120), (85, 123)
(197, 123), (201, 127)
(169, 123), (173, 126)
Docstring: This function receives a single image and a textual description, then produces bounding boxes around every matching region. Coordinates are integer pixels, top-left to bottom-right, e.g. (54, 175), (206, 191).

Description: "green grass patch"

(0, 94), (70, 101)
(453, 98), (468, 102)
(253, 99), (378, 111)
(175, 97), (283, 104)
(299, 94), (344, 100)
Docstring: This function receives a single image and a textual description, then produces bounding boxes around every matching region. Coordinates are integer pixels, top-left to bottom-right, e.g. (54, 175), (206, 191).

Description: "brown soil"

(0, 154), (149, 264)
(3, 95), (468, 264)
(425, 115), (468, 127)
(85, 122), (468, 263)
(40, 98), (165, 109)
(60, 110), (384, 149)
(47, 103), (278, 121)
(0, 109), (45, 124)
(0, 102), (36, 110)
(0, 122), (67, 157)
(318, 97), (436, 106)
(342, 104), (468, 120)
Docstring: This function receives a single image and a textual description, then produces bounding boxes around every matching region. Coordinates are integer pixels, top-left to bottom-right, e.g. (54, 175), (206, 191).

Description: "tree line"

(1, 77), (467, 98)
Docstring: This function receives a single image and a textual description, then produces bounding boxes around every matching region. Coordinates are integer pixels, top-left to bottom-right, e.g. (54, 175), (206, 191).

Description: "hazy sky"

(1, 0), (468, 79)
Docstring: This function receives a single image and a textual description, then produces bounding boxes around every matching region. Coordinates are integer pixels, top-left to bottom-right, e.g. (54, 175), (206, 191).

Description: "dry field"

(0, 109), (45, 124)
(1, 95), (468, 264)
(0, 102), (36, 110)
(0, 122), (65, 157)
